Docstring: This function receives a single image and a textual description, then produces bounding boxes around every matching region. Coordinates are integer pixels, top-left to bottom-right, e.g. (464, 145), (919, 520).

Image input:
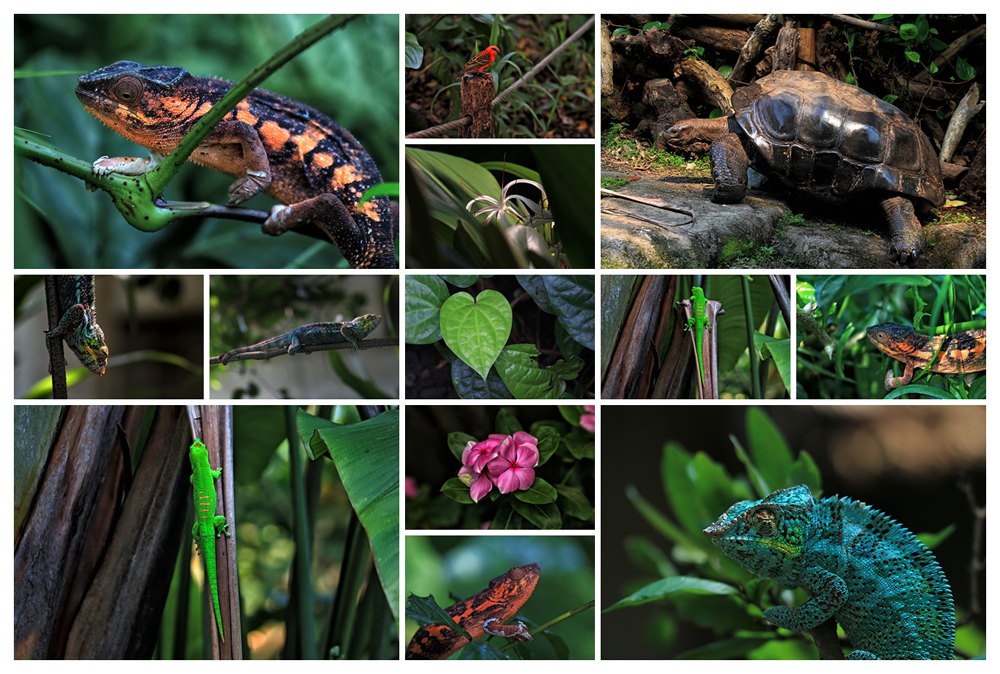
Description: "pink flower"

(580, 405), (595, 433)
(462, 434), (510, 473)
(458, 465), (494, 503)
(405, 476), (419, 499)
(486, 432), (540, 494)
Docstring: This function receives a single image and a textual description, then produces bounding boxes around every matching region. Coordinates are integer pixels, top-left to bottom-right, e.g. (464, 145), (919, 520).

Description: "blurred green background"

(14, 14), (399, 269)
(405, 535), (595, 659)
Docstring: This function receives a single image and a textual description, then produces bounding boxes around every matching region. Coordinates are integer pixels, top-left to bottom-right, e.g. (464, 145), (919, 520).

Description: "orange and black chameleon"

(867, 321), (986, 391)
(406, 563), (540, 659)
(75, 61), (396, 269)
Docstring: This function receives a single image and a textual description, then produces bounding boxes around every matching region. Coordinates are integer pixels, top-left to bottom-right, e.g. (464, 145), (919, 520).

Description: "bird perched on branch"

(455, 45), (501, 79)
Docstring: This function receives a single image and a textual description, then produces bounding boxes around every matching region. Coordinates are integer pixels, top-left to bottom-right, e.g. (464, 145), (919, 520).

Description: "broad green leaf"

(509, 499), (561, 529)
(494, 344), (563, 399)
(555, 485), (594, 521)
(404, 275), (449, 344)
(297, 408), (399, 618)
(447, 432), (476, 461)
(452, 359), (513, 399)
(754, 332), (791, 392)
(745, 407), (792, 491)
(512, 476), (557, 504)
(441, 477), (475, 504)
(440, 290), (512, 382)
(494, 408), (523, 435)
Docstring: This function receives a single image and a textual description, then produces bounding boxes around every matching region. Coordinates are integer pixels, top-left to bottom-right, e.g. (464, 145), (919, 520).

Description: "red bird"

(455, 45), (501, 79)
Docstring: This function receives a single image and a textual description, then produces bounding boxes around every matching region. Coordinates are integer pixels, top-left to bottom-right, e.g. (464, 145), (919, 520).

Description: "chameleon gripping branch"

(406, 563), (541, 659)
(705, 485), (954, 659)
(75, 60), (397, 269)
(45, 275), (109, 378)
(215, 314), (382, 366)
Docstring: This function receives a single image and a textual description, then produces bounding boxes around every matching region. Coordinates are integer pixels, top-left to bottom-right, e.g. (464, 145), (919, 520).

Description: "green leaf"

(515, 275), (595, 350)
(494, 344), (563, 399)
(440, 275), (480, 288)
(405, 593), (472, 639)
(447, 432), (476, 461)
(494, 408), (523, 435)
(441, 477), (475, 504)
(512, 476), (558, 504)
(956, 57), (976, 81)
(555, 485), (594, 521)
(604, 577), (737, 612)
(745, 408), (792, 493)
(439, 290), (513, 382)
(905, 50), (921, 63)
(509, 499), (562, 529)
(297, 408), (398, 618)
(452, 359), (513, 399)
(899, 23), (919, 40)
(404, 275), (449, 344)
(403, 32), (424, 70)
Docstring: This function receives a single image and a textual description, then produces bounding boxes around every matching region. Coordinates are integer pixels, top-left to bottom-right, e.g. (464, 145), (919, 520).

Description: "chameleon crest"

(704, 485), (954, 659)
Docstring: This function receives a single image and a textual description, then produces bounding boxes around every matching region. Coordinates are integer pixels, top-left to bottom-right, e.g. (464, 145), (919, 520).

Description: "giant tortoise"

(662, 70), (945, 263)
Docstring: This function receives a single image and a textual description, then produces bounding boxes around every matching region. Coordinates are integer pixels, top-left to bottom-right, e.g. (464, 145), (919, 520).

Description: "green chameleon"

(189, 439), (230, 642)
(684, 287), (709, 389)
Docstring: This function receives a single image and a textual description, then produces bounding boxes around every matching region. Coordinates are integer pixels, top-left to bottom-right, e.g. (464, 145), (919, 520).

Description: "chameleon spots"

(867, 321), (987, 390)
(76, 60), (396, 268)
(705, 486), (955, 659)
(406, 563), (541, 660)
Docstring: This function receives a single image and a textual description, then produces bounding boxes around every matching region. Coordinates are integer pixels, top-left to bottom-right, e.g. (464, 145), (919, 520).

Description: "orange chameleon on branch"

(455, 45), (501, 79)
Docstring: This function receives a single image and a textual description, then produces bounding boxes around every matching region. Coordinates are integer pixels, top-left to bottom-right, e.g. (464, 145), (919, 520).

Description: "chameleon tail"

(201, 529), (225, 643)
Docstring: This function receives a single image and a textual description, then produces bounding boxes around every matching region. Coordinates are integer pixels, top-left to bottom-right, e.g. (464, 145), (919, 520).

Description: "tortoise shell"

(731, 70), (945, 206)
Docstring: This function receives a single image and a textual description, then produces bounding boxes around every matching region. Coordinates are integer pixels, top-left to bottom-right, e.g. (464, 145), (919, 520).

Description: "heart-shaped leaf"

(440, 290), (512, 382)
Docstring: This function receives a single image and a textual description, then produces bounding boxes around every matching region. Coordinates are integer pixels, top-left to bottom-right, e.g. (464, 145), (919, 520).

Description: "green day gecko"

(684, 287), (708, 389)
(704, 485), (954, 659)
(189, 439), (230, 642)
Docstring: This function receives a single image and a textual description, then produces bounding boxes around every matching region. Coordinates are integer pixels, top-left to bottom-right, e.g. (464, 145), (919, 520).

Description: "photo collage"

(10, 12), (988, 662)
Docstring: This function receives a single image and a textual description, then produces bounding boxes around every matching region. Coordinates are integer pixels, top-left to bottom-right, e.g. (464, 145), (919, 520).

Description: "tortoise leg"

(709, 133), (749, 204)
(880, 196), (926, 264)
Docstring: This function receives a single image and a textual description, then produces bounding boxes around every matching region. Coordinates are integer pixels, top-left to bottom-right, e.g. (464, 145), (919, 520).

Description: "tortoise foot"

(882, 196), (925, 263)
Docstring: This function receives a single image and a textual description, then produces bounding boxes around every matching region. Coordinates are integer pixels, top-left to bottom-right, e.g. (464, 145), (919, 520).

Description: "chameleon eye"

(112, 75), (144, 104)
(509, 567), (525, 580)
(749, 508), (777, 536)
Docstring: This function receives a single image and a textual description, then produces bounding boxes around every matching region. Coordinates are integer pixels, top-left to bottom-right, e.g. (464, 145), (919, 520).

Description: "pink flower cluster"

(580, 405), (595, 433)
(458, 432), (540, 503)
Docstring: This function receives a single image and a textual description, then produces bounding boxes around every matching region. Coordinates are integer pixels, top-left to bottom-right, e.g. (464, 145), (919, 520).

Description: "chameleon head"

(866, 321), (912, 350)
(68, 324), (109, 376)
(75, 61), (192, 143)
(353, 314), (383, 335)
(703, 485), (814, 579)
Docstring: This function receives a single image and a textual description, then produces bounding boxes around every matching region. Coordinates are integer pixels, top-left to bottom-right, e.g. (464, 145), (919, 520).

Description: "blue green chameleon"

(704, 485), (954, 659)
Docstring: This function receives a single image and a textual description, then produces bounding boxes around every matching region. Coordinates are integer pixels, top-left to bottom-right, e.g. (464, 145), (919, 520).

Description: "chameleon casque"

(406, 563), (540, 659)
(75, 61), (396, 269)
(704, 485), (954, 659)
(867, 321), (986, 391)
(217, 314), (381, 365)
